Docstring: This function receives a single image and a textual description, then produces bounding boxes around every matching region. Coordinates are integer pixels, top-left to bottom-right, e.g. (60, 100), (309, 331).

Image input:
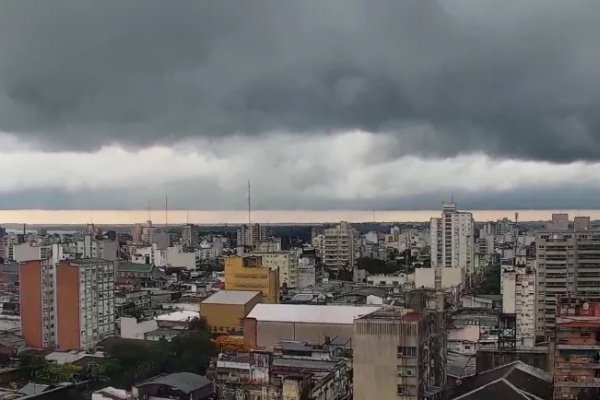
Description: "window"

(397, 346), (416, 357)
(397, 385), (415, 396)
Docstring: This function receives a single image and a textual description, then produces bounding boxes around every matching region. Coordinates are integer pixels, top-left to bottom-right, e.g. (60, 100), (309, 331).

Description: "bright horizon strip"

(0, 209), (598, 225)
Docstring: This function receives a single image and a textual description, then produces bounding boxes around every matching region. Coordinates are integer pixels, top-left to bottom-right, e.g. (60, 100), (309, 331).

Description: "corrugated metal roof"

(202, 290), (261, 305)
(246, 304), (381, 324)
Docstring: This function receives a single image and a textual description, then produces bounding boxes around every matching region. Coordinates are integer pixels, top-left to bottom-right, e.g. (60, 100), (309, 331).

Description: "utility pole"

(165, 196), (168, 228)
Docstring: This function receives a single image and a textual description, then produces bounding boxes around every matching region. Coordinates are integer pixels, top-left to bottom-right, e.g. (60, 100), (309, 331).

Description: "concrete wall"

(119, 317), (158, 340)
(251, 321), (353, 350)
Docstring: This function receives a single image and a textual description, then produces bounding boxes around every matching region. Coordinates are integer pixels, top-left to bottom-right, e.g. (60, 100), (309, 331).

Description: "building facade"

(502, 267), (536, 346)
(224, 256), (279, 303)
(430, 203), (474, 273)
(315, 222), (358, 271)
(251, 250), (299, 288)
(353, 308), (446, 400)
(553, 297), (600, 400)
(535, 214), (600, 337)
(20, 258), (115, 351)
(182, 224), (200, 247)
(236, 224), (266, 249)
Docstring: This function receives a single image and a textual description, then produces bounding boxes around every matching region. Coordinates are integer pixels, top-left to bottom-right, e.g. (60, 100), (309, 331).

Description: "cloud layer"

(1, 1), (600, 161)
(1, 131), (600, 210)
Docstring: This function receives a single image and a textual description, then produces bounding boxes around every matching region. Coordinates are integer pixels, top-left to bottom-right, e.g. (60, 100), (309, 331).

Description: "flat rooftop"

(202, 290), (261, 305)
(246, 304), (381, 324)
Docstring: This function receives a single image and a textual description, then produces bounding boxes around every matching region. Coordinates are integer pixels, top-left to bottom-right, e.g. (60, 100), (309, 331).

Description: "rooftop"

(69, 258), (112, 265)
(246, 304), (381, 324)
(449, 361), (552, 400)
(118, 262), (155, 272)
(136, 372), (211, 394)
(155, 310), (199, 322)
(202, 290), (261, 305)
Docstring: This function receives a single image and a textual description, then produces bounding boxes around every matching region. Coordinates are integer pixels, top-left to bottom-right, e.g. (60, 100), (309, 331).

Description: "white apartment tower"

(502, 268), (536, 347)
(317, 222), (358, 271)
(430, 203), (474, 273)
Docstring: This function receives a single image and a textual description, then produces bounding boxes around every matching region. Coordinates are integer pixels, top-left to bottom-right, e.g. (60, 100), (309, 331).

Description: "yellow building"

(224, 255), (279, 303)
(200, 290), (261, 334)
(251, 251), (299, 288)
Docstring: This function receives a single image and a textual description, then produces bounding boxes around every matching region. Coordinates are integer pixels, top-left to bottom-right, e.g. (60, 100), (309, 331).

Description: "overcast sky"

(1, 0), (600, 211)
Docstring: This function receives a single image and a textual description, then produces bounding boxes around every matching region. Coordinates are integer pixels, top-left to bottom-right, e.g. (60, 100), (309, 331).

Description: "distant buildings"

(251, 250), (299, 288)
(182, 224), (200, 247)
(237, 223), (266, 248)
(353, 307), (446, 400)
(20, 258), (115, 351)
(430, 203), (474, 273)
(535, 214), (600, 338)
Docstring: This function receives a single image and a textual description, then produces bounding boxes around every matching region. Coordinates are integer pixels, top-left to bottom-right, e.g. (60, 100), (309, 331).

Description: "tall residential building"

(251, 250), (299, 288)
(20, 259), (56, 348)
(236, 224), (266, 248)
(553, 297), (600, 400)
(316, 222), (358, 271)
(20, 259), (115, 351)
(353, 308), (446, 400)
(430, 203), (474, 273)
(224, 255), (279, 303)
(182, 224), (200, 247)
(535, 214), (600, 338)
(502, 267), (536, 346)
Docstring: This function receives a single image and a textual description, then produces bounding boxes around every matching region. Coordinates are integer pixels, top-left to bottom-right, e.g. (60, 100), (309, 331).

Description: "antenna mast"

(248, 179), (251, 225)
(165, 196), (168, 228)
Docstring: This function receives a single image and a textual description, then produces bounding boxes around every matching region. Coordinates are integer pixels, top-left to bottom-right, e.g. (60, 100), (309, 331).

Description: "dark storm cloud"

(1, 1), (600, 161)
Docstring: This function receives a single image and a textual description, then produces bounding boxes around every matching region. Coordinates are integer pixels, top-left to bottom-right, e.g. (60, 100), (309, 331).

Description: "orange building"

(19, 260), (55, 348)
(224, 255), (279, 303)
(200, 290), (261, 333)
(20, 258), (115, 351)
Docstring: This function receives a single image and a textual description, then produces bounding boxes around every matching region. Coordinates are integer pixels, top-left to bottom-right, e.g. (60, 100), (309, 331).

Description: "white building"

(13, 242), (51, 262)
(315, 222), (358, 271)
(76, 235), (119, 261)
(252, 250), (299, 288)
(296, 256), (317, 289)
(166, 245), (200, 270)
(414, 267), (464, 289)
(502, 267), (535, 347)
(430, 203), (474, 273)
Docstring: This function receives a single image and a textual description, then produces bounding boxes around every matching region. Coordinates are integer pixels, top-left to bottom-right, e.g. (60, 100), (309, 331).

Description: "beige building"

(200, 290), (261, 334)
(535, 214), (600, 338)
(251, 250), (299, 288)
(353, 308), (446, 400)
(243, 304), (380, 350)
(314, 222), (358, 271)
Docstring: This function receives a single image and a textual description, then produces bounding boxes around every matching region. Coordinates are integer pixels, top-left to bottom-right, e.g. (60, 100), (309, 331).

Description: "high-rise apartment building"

(353, 308), (446, 400)
(236, 224), (266, 248)
(430, 203), (474, 272)
(553, 297), (600, 400)
(502, 267), (536, 346)
(535, 214), (600, 338)
(182, 224), (200, 247)
(20, 259), (115, 351)
(20, 259), (56, 348)
(316, 222), (358, 271)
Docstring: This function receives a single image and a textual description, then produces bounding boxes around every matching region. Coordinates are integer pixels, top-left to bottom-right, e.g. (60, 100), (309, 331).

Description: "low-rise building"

(200, 290), (261, 334)
(132, 372), (213, 400)
(243, 303), (380, 350)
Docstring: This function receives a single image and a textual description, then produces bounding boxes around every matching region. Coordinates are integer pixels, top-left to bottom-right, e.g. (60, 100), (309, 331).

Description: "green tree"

(479, 263), (501, 295)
